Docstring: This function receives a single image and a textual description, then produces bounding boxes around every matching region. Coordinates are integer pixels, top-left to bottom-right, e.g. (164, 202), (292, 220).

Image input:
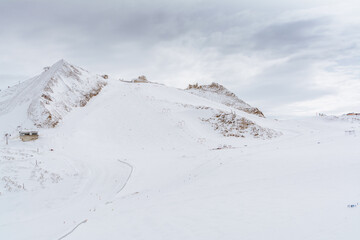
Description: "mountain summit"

(0, 60), (107, 128)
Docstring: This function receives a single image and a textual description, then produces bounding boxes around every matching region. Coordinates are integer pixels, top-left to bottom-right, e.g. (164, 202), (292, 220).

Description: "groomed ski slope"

(1, 79), (360, 240)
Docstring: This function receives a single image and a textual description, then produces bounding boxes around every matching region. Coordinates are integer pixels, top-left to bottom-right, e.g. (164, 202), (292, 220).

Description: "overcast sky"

(1, 0), (359, 117)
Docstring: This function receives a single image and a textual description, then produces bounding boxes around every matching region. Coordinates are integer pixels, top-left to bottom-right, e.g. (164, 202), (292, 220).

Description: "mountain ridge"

(185, 82), (265, 117)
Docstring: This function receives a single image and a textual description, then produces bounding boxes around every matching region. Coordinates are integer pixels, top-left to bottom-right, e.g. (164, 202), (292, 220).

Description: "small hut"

(19, 131), (39, 142)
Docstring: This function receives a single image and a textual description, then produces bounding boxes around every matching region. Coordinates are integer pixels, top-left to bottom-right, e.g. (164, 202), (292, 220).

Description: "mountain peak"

(47, 59), (69, 70)
(43, 59), (86, 77)
(0, 60), (107, 129)
(28, 60), (106, 127)
(54, 58), (66, 65)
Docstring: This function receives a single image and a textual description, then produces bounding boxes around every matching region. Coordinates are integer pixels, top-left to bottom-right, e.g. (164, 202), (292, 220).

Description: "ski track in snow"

(57, 219), (87, 240)
(116, 160), (134, 194)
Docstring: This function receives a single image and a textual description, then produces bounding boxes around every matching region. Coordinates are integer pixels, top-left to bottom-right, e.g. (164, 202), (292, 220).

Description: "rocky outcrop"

(202, 111), (279, 139)
(186, 82), (265, 117)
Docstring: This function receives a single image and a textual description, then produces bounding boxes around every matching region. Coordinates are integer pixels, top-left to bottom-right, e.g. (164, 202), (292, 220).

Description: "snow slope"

(1, 61), (360, 240)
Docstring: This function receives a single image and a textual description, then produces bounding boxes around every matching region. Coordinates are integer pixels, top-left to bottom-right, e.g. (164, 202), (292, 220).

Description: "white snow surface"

(1, 62), (360, 240)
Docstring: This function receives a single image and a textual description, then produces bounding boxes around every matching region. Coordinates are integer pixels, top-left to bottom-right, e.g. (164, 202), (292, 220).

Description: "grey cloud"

(252, 18), (331, 55)
(235, 57), (335, 106)
(0, 0), (257, 47)
(0, 0), (359, 116)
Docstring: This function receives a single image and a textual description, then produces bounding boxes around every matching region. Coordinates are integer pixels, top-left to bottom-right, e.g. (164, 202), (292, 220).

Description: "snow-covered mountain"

(1, 60), (360, 240)
(0, 60), (274, 138)
(0, 60), (106, 129)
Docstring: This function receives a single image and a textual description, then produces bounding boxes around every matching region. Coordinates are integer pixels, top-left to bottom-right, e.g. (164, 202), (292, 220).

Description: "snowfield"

(1, 61), (360, 240)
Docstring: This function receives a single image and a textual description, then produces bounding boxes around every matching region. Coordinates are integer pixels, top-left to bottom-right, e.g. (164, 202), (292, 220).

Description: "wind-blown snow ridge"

(185, 82), (265, 117)
(0, 59), (107, 128)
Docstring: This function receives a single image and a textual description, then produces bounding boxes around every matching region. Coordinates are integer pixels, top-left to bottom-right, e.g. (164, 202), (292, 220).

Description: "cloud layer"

(1, 0), (359, 116)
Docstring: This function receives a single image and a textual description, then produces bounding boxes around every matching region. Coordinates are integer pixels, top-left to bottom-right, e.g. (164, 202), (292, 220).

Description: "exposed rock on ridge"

(186, 82), (265, 117)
